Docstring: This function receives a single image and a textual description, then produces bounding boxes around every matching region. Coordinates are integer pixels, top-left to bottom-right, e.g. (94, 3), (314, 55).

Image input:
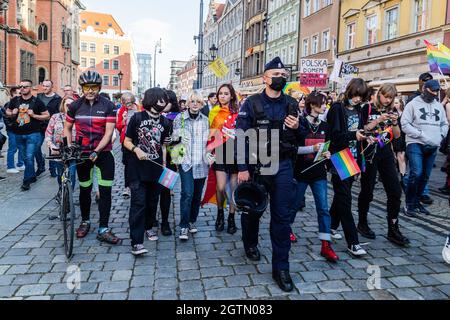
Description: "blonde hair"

(377, 83), (397, 110)
(188, 91), (204, 105)
(59, 96), (74, 114)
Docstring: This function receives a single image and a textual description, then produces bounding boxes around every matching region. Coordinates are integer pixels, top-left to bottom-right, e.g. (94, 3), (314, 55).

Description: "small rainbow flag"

(331, 148), (361, 181)
(425, 40), (450, 75)
(376, 126), (394, 148)
(158, 167), (179, 190)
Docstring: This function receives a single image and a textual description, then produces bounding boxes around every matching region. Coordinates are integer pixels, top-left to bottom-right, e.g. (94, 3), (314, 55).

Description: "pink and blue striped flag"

(158, 167), (180, 190)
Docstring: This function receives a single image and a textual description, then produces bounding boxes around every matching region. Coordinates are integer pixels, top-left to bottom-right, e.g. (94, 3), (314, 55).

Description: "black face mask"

(422, 91), (437, 103)
(269, 77), (287, 92)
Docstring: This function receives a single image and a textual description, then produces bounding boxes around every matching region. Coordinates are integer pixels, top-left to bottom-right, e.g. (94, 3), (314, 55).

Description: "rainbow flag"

(207, 106), (238, 152)
(376, 126), (394, 148)
(425, 40), (450, 75)
(331, 148), (361, 180)
(158, 167), (179, 190)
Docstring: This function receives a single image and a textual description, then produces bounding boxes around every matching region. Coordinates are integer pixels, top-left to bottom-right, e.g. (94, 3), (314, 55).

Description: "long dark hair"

(345, 78), (369, 102)
(216, 83), (239, 114)
(164, 89), (180, 112)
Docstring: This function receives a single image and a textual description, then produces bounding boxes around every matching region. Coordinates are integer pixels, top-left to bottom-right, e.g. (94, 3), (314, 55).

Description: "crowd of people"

(0, 57), (449, 292)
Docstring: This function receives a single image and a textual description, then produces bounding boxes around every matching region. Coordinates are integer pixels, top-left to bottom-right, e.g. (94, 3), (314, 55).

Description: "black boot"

(357, 220), (376, 239)
(215, 209), (225, 232)
(387, 218), (410, 247)
(227, 213), (237, 235)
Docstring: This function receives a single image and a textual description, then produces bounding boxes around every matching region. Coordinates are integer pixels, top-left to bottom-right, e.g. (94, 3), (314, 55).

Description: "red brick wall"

(92, 52), (132, 92)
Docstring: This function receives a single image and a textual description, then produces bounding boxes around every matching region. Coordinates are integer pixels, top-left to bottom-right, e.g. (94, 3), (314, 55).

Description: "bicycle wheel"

(61, 180), (75, 259)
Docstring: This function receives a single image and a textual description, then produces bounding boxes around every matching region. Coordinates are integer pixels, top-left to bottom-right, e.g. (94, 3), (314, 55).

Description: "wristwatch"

(131, 146), (137, 153)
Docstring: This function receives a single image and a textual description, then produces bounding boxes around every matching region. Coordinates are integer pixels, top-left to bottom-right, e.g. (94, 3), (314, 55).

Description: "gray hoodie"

(401, 95), (449, 147)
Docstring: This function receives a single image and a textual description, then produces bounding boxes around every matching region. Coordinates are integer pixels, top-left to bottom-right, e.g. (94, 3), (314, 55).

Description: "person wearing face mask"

(235, 57), (302, 292)
(326, 78), (370, 258)
(401, 80), (449, 217)
(357, 84), (409, 246)
(123, 88), (172, 255)
(289, 92), (339, 262)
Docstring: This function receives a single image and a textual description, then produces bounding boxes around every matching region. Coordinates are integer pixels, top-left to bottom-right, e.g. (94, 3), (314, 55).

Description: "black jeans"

(129, 180), (161, 246)
(358, 151), (401, 222)
(330, 174), (359, 247)
(77, 152), (115, 228)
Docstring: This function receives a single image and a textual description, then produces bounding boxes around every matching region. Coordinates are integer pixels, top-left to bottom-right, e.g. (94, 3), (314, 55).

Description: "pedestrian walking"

(3, 87), (24, 174)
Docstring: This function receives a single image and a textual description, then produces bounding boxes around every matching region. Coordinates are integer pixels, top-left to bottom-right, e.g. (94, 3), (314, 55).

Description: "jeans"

(330, 174), (359, 247)
(289, 179), (331, 241)
(49, 160), (57, 176)
(16, 132), (40, 183)
(34, 132), (45, 172)
(179, 167), (206, 229)
(405, 143), (438, 208)
(55, 161), (77, 190)
(403, 175), (429, 196)
(129, 180), (161, 246)
(6, 131), (24, 169)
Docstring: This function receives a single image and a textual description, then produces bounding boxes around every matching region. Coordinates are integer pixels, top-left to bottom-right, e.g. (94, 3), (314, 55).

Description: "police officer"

(235, 57), (301, 292)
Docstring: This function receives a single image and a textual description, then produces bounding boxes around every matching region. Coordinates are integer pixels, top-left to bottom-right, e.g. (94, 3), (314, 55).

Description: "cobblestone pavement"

(0, 146), (449, 300)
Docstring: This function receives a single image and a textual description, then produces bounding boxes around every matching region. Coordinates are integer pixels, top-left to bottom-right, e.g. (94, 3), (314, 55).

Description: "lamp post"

(118, 70), (124, 94)
(154, 38), (162, 88)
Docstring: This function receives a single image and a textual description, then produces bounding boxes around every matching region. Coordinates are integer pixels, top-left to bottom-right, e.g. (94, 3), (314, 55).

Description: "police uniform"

(235, 57), (303, 290)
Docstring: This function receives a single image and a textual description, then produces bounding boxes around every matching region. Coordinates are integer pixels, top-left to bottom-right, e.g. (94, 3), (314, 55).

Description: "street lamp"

(118, 70), (124, 94)
(154, 38), (162, 88)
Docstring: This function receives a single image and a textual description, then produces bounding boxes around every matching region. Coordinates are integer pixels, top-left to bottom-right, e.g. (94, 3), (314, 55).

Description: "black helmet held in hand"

(79, 70), (102, 86)
(233, 181), (268, 218)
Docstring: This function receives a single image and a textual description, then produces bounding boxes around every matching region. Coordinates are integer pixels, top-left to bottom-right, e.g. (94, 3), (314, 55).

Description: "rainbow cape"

(331, 148), (361, 181)
(425, 40), (450, 75)
(201, 106), (238, 206)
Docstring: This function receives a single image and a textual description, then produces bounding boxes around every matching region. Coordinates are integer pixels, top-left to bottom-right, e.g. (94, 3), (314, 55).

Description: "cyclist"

(64, 70), (120, 245)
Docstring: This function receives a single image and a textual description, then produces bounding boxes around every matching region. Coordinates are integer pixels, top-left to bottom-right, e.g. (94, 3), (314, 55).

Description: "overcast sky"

(82, 0), (214, 87)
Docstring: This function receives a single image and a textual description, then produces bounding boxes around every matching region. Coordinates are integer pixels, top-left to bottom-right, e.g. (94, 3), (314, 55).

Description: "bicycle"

(47, 137), (87, 259)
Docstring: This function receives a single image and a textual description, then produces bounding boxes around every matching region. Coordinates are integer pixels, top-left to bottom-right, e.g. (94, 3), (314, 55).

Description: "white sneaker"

(16, 165), (25, 171)
(443, 235), (450, 265)
(348, 244), (367, 257)
(179, 228), (189, 240)
(131, 244), (148, 256)
(331, 229), (343, 240)
(145, 229), (159, 241)
(7, 168), (19, 174)
(188, 223), (198, 234)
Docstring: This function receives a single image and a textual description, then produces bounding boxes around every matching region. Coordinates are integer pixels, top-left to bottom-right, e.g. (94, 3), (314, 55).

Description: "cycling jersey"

(66, 95), (116, 153)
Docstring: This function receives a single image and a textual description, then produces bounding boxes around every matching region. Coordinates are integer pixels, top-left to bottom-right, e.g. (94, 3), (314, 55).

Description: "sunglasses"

(19, 85), (31, 89)
(82, 85), (100, 92)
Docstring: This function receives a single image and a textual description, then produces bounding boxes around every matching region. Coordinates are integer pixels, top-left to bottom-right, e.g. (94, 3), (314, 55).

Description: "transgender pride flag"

(158, 168), (180, 190)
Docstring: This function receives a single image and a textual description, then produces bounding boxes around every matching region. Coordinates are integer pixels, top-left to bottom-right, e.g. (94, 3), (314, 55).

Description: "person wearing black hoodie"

(37, 80), (62, 177)
(326, 78), (370, 257)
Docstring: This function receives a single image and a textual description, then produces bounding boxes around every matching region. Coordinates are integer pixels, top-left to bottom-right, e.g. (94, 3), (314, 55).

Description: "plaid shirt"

(172, 111), (210, 179)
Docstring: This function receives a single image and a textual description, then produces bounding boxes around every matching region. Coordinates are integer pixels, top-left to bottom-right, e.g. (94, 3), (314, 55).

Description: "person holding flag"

(327, 78), (369, 257)
(123, 88), (172, 255)
(357, 83), (410, 246)
(290, 91), (339, 262)
(202, 84), (240, 234)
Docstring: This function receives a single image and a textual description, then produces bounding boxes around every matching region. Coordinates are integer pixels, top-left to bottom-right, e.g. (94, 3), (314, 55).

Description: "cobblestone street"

(0, 146), (449, 300)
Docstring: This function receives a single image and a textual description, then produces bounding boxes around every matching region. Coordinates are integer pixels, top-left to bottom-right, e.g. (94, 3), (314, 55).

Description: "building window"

(38, 24), (48, 41)
(283, 17), (288, 35)
(304, 0), (311, 17)
(113, 60), (119, 70)
(89, 43), (96, 52)
(302, 38), (309, 57)
(81, 42), (87, 52)
(114, 46), (120, 55)
(385, 7), (399, 40)
(38, 68), (46, 84)
(313, 0), (320, 12)
(103, 59), (109, 69)
(103, 75), (109, 86)
(323, 0), (332, 6)
(322, 29), (330, 51)
(89, 58), (96, 68)
(289, 45), (295, 64)
(81, 57), (87, 68)
(414, 0), (428, 32)
(290, 13), (296, 33)
(104, 44), (110, 54)
(346, 23), (356, 50)
(20, 50), (35, 81)
(113, 76), (119, 87)
(312, 34), (319, 54)
(282, 48), (287, 63)
(366, 15), (378, 45)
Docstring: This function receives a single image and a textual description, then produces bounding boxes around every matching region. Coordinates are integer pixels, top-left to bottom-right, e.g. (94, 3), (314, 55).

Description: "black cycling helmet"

(232, 181), (268, 218)
(79, 70), (102, 86)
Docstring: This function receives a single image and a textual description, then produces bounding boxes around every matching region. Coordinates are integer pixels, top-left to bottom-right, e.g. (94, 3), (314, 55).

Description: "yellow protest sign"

(209, 57), (229, 78)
